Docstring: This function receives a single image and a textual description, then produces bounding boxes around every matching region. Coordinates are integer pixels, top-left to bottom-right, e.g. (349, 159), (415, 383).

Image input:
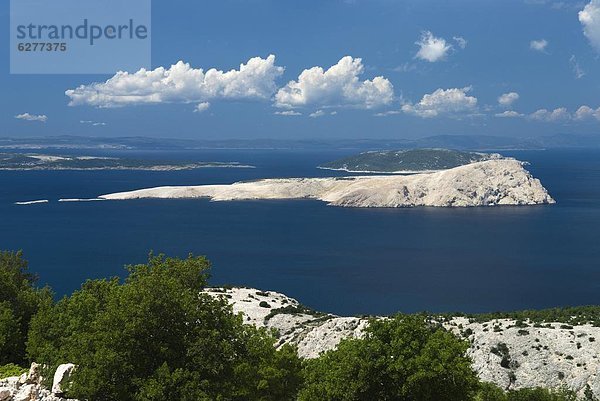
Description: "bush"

(0, 251), (53, 365)
(27, 253), (302, 401)
(299, 314), (479, 401)
(507, 387), (578, 401)
(0, 363), (28, 379)
(474, 384), (579, 401)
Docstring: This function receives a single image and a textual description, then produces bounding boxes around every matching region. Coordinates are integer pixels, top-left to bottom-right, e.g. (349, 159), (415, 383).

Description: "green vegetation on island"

(320, 148), (502, 173)
(0, 251), (598, 401)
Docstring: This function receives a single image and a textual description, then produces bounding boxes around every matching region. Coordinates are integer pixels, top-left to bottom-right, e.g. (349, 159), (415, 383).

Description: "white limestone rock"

(100, 159), (555, 208)
(0, 364), (78, 401)
(206, 287), (600, 398)
(0, 389), (12, 401)
(51, 364), (75, 395)
(445, 317), (600, 397)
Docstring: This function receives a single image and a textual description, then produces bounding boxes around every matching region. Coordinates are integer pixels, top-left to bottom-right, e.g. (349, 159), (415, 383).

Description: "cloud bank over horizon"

(15, 113), (47, 123)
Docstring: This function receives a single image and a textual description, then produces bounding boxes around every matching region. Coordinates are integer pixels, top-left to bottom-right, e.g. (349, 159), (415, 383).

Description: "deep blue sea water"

(0, 149), (599, 316)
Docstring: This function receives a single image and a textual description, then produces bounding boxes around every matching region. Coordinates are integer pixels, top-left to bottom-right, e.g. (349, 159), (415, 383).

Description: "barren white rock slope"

(207, 287), (600, 397)
(100, 159), (554, 207)
(202, 288), (367, 358)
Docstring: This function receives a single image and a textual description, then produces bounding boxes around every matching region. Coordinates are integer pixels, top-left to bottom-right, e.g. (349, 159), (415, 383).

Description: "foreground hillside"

(2, 252), (595, 401)
(204, 287), (600, 398)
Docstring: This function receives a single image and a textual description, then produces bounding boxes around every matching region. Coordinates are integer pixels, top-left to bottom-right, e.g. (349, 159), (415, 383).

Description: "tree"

(0, 251), (53, 365)
(299, 314), (479, 401)
(27, 254), (302, 401)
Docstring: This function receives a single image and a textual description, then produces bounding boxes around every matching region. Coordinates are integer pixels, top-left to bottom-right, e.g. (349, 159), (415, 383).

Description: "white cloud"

(530, 39), (549, 52)
(374, 110), (402, 117)
(194, 102), (211, 113)
(453, 36), (468, 49)
(309, 110), (325, 118)
(498, 92), (520, 107)
(492, 105), (600, 122)
(274, 110), (302, 116)
(574, 105), (600, 120)
(528, 107), (570, 121)
(15, 113), (47, 122)
(579, 0), (600, 52)
(495, 110), (524, 118)
(274, 56), (393, 110)
(80, 120), (106, 126)
(415, 31), (452, 62)
(401, 87), (478, 118)
(569, 55), (586, 79)
(66, 55), (284, 108)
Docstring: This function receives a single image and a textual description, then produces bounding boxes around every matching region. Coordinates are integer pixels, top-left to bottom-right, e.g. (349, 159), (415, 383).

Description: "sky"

(2, 0), (600, 140)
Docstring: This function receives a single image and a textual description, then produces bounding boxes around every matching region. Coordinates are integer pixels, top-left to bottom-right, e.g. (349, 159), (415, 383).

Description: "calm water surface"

(0, 149), (598, 315)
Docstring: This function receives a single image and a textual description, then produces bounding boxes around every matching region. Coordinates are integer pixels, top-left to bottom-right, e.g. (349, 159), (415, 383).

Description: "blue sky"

(2, 0), (600, 139)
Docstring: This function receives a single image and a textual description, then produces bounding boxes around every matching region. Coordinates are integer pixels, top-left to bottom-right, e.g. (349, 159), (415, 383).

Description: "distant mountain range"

(0, 133), (599, 151)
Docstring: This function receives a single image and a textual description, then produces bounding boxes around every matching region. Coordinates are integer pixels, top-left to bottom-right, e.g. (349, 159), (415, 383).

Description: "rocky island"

(99, 159), (555, 207)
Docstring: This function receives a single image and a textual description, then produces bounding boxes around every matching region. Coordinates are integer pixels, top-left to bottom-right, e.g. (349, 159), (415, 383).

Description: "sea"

(0, 148), (599, 316)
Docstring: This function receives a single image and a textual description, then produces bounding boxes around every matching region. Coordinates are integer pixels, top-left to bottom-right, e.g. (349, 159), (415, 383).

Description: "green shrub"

(0, 251), (53, 365)
(27, 254), (302, 401)
(299, 314), (479, 401)
(0, 363), (28, 379)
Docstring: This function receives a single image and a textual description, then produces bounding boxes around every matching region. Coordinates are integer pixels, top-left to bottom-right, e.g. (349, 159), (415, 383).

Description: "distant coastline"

(0, 152), (255, 171)
(316, 166), (441, 174)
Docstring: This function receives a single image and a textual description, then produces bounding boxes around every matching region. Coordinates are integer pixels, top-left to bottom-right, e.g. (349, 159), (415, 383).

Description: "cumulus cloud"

(194, 102), (211, 113)
(530, 39), (549, 52)
(80, 120), (106, 126)
(15, 113), (47, 122)
(66, 55), (284, 108)
(401, 87), (478, 118)
(498, 92), (520, 107)
(495, 110), (524, 118)
(274, 110), (302, 116)
(579, 0), (600, 51)
(415, 31), (453, 62)
(274, 56), (393, 110)
(492, 105), (600, 122)
(574, 105), (600, 120)
(528, 107), (570, 121)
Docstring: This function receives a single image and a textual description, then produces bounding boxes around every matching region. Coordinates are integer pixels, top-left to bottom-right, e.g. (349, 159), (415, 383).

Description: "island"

(0, 153), (254, 171)
(319, 148), (503, 173)
(99, 159), (555, 207)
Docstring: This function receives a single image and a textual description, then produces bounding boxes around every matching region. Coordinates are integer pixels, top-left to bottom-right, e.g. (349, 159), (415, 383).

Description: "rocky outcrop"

(51, 365), (75, 396)
(0, 364), (78, 401)
(446, 318), (600, 397)
(206, 287), (600, 398)
(100, 159), (555, 208)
